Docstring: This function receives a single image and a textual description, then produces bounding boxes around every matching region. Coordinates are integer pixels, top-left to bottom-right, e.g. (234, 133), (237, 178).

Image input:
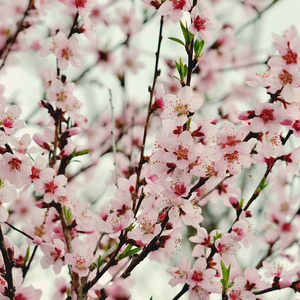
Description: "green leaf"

(119, 245), (141, 260)
(175, 57), (188, 82)
(180, 21), (189, 44)
(24, 247), (30, 263)
(221, 278), (227, 290)
(220, 260), (231, 291)
(258, 177), (268, 193)
(149, 297), (153, 300)
(92, 262), (98, 269)
(239, 198), (244, 207)
(194, 39), (205, 59)
(175, 60), (182, 75)
(213, 231), (222, 242)
(71, 148), (90, 159)
(168, 37), (185, 46)
(126, 223), (135, 232)
(186, 117), (192, 130)
(220, 261), (227, 280)
(63, 206), (73, 223)
(183, 64), (188, 77)
(96, 255), (105, 268)
(228, 282), (234, 289)
(172, 75), (181, 82)
(180, 21), (194, 46)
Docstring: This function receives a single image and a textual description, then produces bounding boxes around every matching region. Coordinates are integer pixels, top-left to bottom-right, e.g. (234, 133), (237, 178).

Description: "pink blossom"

(230, 219), (255, 248)
(127, 210), (160, 244)
(161, 86), (203, 119)
(228, 276), (256, 300)
(186, 257), (216, 290)
(40, 239), (65, 274)
(263, 261), (297, 285)
(215, 234), (240, 265)
(114, 7), (142, 35)
(52, 277), (71, 300)
(167, 255), (191, 286)
(35, 168), (68, 203)
(158, 0), (192, 23)
(40, 32), (83, 70)
(241, 102), (287, 134)
(99, 211), (134, 240)
(48, 78), (77, 111)
(14, 285), (42, 300)
(30, 156), (48, 188)
(65, 242), (93, 277)
(9, 134), (32, 154)
(0, 104), (25, 134)
(0, 153), (32, 188)
(244, 268), (269, 290)
(189, 7), (221, 43)
(0, 179), (17, 222)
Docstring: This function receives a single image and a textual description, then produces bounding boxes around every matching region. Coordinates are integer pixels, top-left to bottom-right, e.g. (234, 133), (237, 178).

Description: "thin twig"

(216, 60), (268, 72)
(0, 0), (34, 70)
(237, 0), (280, 35)
(108, 89), (119, 186)
(23, 245), (38, 280)
(4, 222), (34, 240)
(133, 16), (164, 213)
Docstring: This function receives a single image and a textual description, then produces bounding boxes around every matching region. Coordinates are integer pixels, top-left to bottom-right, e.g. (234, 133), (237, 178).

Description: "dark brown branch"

(254, 279), (300, 295)
(0, 0), (35, 70)
(0, 225), (15, 299)
(120, 209), (170, 278)
(133, 15), (164, 213)
(83, 236), (125, 293)
(172, 283), (189, 300)
(23, 245), (38, 280)
(4, 222), (34, 240)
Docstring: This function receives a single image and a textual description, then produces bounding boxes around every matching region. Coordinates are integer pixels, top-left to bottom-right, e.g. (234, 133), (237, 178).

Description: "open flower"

(189, 7), (221, 43)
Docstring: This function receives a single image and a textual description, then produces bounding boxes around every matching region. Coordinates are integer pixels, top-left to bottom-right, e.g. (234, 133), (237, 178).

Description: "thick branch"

(0, 225), (15, 299)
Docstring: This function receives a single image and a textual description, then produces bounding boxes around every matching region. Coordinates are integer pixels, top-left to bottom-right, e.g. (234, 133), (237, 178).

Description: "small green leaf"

(71, 148), (90, 159)
(96, 255), (105, 268)
(180, 21), (194, 46)
(63, 206), (72, 223)
(180, 21), (189, 44)
(194, 39), (205, 59)
(175, 60), (181, 75)
(220, 260), (231, 291)
(213, 231), (222, 242)
(221, 278), (227, 290)
(75, 149), (90, 157)
(168, 37), (185, 46)
(149, 297), (153, 300)
(24, 247), (30, 263)
(239, 198), (244, 207)
(119, 245), (141, 260)
(228, 282), (234, 289)
(186, 117), (192, 130)
(258, 177), (268, 193)
(126, 223), (135, 232)
(183, 64), (188, 77)
(221, 261), (227, 279)
(175, 58), (188, 83)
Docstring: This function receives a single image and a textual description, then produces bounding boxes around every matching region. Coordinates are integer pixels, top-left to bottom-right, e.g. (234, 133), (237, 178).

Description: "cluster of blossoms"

(0, 0), (299, 300)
